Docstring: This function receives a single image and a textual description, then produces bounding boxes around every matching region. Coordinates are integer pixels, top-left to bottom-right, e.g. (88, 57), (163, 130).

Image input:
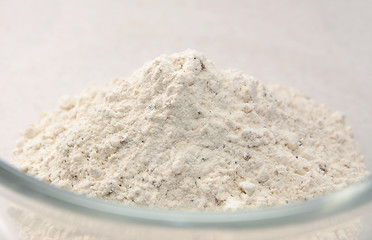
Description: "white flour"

(12, 50), (368, 210)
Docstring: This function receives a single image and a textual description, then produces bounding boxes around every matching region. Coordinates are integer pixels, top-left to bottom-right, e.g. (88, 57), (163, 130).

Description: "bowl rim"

(0, 160), (371, 229)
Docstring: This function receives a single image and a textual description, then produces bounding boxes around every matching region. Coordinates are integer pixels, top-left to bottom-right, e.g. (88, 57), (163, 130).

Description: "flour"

(12, 50), (368, 210)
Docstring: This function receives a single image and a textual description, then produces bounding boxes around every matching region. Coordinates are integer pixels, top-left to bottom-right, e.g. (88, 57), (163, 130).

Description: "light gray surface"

(0, 0), (371, 166)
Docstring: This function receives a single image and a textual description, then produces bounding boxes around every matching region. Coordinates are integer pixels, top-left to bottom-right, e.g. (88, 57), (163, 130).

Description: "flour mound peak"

(12, 50), (368, 210)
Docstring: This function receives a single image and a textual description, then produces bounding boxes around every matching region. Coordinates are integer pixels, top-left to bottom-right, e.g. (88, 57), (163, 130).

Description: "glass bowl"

(0, 161), (371, 240)
(0, 1), (371, 239)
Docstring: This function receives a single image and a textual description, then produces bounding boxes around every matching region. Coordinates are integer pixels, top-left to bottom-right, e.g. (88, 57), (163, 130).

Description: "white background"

(0, 0), (371, 166)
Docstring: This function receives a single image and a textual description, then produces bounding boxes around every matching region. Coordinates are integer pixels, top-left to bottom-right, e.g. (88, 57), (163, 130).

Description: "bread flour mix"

(12, 50), (368, 210)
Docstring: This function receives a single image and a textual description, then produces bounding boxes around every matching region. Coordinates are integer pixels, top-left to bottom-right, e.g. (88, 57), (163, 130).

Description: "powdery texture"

(12, 50), (368, 210)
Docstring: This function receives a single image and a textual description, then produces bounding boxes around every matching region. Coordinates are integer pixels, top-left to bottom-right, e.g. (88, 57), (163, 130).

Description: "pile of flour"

(12, 50), (368, 210)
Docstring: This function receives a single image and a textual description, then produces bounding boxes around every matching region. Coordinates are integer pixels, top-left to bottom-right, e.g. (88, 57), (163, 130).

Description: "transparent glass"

(1, 1), (371, 240)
